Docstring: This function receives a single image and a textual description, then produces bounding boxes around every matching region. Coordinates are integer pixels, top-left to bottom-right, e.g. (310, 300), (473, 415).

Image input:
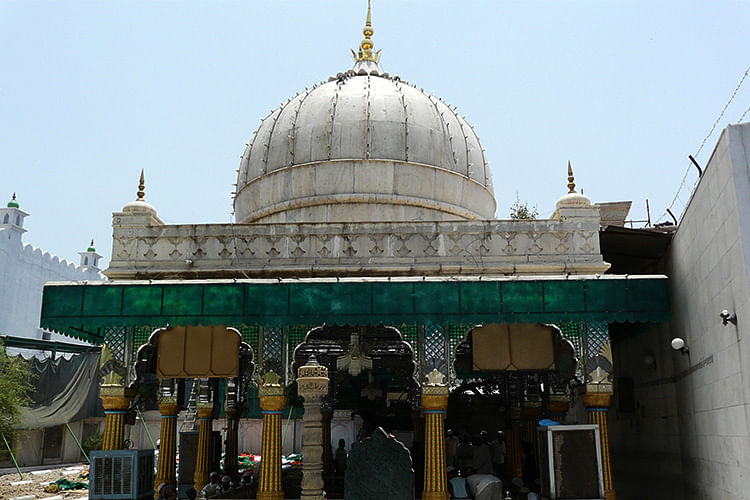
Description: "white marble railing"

(107, 211), (608, 278)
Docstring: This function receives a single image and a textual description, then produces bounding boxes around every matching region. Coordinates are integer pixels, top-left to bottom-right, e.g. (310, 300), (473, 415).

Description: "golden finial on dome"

(136, 169), (146, 201)
(567, 160), (576, 193)
(352, 0), (381, 63)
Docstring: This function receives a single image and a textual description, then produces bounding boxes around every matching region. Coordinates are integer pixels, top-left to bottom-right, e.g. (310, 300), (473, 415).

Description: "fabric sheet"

(15, 351), (103, 429)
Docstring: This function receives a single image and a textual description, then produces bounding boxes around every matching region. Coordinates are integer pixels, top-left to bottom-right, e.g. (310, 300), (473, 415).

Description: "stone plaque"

(344, 427), (414, 500)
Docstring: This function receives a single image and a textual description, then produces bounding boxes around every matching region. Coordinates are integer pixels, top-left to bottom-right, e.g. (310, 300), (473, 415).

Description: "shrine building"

(39, 3), (670, 499)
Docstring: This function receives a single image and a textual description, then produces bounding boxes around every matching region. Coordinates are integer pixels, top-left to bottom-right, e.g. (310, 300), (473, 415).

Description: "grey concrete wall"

(609, 323), (684, 500)
(666, 123), (750, 498)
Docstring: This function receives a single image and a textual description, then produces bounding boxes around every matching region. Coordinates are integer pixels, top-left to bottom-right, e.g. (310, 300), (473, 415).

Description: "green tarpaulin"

(40, 276), (671, 345)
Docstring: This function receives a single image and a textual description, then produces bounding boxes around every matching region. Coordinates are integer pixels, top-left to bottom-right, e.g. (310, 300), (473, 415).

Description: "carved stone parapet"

(106, 218), (609, 279)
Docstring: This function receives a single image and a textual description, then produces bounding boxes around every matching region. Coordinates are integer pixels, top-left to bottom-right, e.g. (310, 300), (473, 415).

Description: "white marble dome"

(234, 62), (496, 223)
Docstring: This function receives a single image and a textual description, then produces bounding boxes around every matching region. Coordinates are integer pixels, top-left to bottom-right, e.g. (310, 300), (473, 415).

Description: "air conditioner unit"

(89, 449), (154, 500)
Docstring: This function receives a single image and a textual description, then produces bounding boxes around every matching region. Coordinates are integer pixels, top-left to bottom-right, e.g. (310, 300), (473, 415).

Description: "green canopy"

(41, 276), (671, 344)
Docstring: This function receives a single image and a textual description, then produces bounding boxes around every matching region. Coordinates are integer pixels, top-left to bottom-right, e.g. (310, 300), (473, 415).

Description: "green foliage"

(509, 192), (539, 220)
(83, 430), (103, 455)
(0, 338), (35, 442)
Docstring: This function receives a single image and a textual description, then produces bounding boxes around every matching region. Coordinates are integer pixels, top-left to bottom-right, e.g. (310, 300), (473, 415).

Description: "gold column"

(100, 385), (134, 451)
(507, 407), (523, 479)
(547, 399), (569, 422)
(321, 409), (333, 476)
(194, 406), (213, 492)
(584, 393), (615, 500)
(154, 400), (179, 498)
(523, 405), (541, 463)
(258, 372), (286, 500)
(224, 406), (240, 479)
(422, 371), (449, 500)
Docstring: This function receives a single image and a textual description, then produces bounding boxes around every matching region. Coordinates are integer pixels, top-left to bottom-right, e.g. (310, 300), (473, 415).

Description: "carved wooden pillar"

(584, 393), (615, 500)
(193, 379), (213, 492)
(100, 385), (134, 451)
(224, 406), (240, 478)
(297, 356), (329, 500)
(321, 408), (333, 475)
(507, 406), (523, 479)
(224, 378), (241, 479)
(258, 371), (286, 500)
(422, 370), (449, 500)
(154, 379), (179, 498)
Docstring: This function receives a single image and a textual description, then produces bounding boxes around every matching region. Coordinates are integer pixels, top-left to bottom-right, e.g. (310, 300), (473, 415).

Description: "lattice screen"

(133, 326), (152, 351)
(237, 324), (260, 356)
(287, 325), (307, 351)
(103, 326), (127, 363)
(261, 325), (284, 374)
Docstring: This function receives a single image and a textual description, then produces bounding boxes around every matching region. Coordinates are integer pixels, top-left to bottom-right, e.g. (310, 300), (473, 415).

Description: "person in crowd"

(156, 483), (177, 500)
(447, 466), (471, 500)
(335, 438), (348, 474)
(185, 487), (197, 500)
(221, 474), (233, 492)
(446, 428), (460, 468)
(489, 431), (506, 479)
(201, 471), (222, 498)
(466, 472), (503, 500)
(473, 430), (494, 475)
(456, 432), (475, 473)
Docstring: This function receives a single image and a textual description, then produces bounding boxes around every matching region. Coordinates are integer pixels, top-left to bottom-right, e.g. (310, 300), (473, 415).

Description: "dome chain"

(262, 108), (282, 174)
(288, 89), (312, 167)
(365, 76), (372, 160)
(395, 80), (409, 162)
(426, 92), (458, 171)
(454, 108), (472, 179)
(327, 81), (343, 161)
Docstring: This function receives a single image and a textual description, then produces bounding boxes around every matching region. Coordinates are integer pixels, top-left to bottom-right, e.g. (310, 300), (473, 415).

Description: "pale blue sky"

(1, 1), (748, 269)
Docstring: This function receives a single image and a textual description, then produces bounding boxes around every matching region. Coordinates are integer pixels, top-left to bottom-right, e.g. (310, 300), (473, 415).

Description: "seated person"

(447, 466), (471, 499)
(466, 473), (503, 500)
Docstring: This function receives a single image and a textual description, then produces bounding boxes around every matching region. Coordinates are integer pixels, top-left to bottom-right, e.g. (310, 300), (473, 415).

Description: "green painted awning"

(40, 276), (671, 344)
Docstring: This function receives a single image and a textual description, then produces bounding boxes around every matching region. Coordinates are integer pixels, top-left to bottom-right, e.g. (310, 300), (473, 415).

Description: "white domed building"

(39, 5), (670, 499)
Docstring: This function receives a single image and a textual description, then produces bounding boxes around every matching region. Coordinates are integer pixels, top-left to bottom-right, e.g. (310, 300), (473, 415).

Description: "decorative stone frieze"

(106, 216), (608, 279)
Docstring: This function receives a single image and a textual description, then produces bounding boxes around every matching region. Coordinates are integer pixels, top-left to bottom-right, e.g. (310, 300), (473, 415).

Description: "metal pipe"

(64, 422), (89, 463)
(136, 406), (157, 449)
(2, 432), (23, 479)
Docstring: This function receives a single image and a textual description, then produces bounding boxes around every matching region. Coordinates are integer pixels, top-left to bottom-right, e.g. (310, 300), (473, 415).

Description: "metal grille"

(103, 327), (127, 363)
(261, 325), (284, 374)
(585, 320), (610, 360)
(132, 326), (152, 351)
(288, 325), (307, 351)
(557, 321), (582, 358)
(237, 324), (261, 355)
(446, 323), (468, 383)
(423, 323), (446, 373)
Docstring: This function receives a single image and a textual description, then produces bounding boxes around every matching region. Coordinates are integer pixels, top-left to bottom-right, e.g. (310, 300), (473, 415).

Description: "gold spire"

(136, 169), (146, 201)
(352, 0), (381, 63)
(567, 161), (576, 193)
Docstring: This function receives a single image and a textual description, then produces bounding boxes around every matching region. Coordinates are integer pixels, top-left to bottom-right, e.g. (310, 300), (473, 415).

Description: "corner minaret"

(79, 239), (103, 271)
(0, 193), (29, 247)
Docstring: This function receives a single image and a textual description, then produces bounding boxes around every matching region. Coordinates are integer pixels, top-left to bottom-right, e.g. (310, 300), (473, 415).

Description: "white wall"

(667, 123), (750, 498)
(0, 226), (102, 343)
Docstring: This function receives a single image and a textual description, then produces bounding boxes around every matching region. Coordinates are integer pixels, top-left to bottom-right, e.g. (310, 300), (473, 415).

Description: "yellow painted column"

(100, 385), (134, 451)
(422, 374), (449, 500)
(258, 374), (286, 500)
(583, 393), (615, 500)
(507, 407), (523, 479)
(194, 406), (214, 492)
(547, 399), (569, 422)
(154, 401), (179, 498)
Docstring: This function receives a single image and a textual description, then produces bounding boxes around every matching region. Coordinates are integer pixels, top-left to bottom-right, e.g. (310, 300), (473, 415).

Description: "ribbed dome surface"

(234, 70), (496, 223)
